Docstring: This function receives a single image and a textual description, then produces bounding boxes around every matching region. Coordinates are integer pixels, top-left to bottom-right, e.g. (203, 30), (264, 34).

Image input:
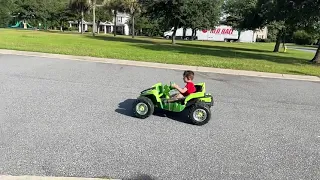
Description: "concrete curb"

(0, 49), (319, 82)
(0, 175), (117, 180)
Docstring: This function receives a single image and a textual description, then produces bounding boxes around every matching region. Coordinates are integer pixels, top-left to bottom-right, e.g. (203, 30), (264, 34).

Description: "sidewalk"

(0, 49), (319, 82)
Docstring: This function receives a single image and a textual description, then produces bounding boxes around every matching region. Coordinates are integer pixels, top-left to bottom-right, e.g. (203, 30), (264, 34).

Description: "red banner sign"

(202, 28), (234, 34)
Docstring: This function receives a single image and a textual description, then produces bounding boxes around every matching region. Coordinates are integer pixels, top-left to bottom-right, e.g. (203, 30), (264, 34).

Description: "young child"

(168, 70), (196, 102)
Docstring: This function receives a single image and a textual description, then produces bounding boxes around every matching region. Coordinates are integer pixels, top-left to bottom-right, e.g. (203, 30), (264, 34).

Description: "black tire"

(188, 102), (211, 126)
(132, 96), (154, 119)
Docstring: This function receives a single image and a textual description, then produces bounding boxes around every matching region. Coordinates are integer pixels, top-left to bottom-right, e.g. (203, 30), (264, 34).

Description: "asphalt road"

(0, 54), (319, 180)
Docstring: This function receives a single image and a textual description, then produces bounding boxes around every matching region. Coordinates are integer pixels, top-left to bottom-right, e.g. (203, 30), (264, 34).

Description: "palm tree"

(69, 0), (90, 34)
(104, 0), (126, 36)
(89, 0), (109, 36)
(123, 0), (141, 38)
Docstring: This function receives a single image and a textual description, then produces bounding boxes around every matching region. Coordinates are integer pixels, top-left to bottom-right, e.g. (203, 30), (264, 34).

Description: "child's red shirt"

(182, 82), (196, 96)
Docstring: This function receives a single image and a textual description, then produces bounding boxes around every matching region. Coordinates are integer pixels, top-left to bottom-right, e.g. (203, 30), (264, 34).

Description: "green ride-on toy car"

(132, 82), (214, 125)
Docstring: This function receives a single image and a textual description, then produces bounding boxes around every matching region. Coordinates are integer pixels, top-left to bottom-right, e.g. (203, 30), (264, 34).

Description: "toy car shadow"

(115, 98), (193, 124)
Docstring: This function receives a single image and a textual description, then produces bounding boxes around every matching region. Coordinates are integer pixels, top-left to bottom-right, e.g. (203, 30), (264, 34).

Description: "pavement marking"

(0, 175), (118, 180)
(0, 49), (319, 82)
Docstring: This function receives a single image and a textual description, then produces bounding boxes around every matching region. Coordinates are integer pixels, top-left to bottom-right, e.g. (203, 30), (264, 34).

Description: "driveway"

(287, 45), (317, 53)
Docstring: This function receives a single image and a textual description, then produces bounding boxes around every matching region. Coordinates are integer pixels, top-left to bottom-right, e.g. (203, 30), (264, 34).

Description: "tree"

(14, 0), (40, 27)
(182, 0), (224, 40)
(257, 0), (312, 52)
(124, 0), (141, 38)
(69, 0), (90, 34)
(46, 0), (74, 31)
(94, 4), (113, 34)
(303, 22), (320, 63)
(89, 0), (109, 36)
(0, 0), (15, 28)
(141, 0), (186, 44)
(127, 13), (167, 36)
(222, 0), (265, 41)
(143, 0), (224, 44)
(104, 0), (127, 36)
(292, 0), (320, 63)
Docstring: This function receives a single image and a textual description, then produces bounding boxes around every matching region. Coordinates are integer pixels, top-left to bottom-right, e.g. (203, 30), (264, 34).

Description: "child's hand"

(172, 83), (178, 89)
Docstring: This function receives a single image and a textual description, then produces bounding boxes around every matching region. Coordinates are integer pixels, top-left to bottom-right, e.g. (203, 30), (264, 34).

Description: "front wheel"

(132, 96), (154, 119)
(188, 103), (211, 125)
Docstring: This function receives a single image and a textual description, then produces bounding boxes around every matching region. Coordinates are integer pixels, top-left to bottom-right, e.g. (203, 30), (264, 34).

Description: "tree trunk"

(311, 41), (320, 63)
(237, 29), (241, 42)
(182, 27), (186, 40)
(113, 12), (117, 36)
(282, 30), (286, 51)
(92, 2), (96, 36)
(81, 10), (84, 34)
(191, 28), (197, 40)
(132, 15), (135, 38)
(60, 21), (63, 32)
(191, 29), (195, 40)
(273, 30), (282, 52)
(97, 21), (100, 34)
(171, 27), (177, 45)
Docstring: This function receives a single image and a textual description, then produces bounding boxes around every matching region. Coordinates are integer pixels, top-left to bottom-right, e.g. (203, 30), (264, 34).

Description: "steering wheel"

(163, 82), (175, 99)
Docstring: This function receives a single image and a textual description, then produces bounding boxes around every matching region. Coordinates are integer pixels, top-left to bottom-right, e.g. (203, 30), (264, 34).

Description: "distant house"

(255, 27), (268, 39)
(68, 12), (130, 35)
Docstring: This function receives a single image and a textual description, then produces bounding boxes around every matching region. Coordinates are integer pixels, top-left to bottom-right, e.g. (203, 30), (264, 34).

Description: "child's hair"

(183, 70), (194, 80)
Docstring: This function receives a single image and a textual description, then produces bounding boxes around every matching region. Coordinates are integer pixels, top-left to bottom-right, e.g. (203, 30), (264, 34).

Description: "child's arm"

(172, 84), (187, 94)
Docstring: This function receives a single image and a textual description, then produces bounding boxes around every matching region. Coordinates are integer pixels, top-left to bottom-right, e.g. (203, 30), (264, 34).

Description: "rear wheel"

(133, 96), (154, 119)
(188, 103), (211, 125)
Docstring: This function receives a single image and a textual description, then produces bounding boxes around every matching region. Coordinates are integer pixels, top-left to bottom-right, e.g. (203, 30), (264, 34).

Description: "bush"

(293, 30), (314, 45)
(256, 38), (272, 43)
(86, 27), (92, 32)
(68, 26), (78, 31)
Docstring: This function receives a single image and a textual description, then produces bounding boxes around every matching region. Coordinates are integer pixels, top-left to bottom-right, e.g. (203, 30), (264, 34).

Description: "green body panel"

(138, 82), (213, 112)
(199, 96), (212, 103)
(183, 82), (206, 103)
(162, 102), (185, 112)
(139, 83), (164, 108)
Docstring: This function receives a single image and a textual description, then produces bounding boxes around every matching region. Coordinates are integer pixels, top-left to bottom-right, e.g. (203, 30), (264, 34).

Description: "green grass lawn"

(0, 28), (319, 76)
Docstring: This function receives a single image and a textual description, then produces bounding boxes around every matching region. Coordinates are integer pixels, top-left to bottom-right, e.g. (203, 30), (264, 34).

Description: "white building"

(68, 12), (130, 35)
(219, 13), (268, 40)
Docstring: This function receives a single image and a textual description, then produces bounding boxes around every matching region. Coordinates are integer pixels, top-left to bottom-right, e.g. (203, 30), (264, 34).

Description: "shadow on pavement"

(115, 99), (136, 117)
(123, 173), (158, 180)
(115, 99), (192, 125)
